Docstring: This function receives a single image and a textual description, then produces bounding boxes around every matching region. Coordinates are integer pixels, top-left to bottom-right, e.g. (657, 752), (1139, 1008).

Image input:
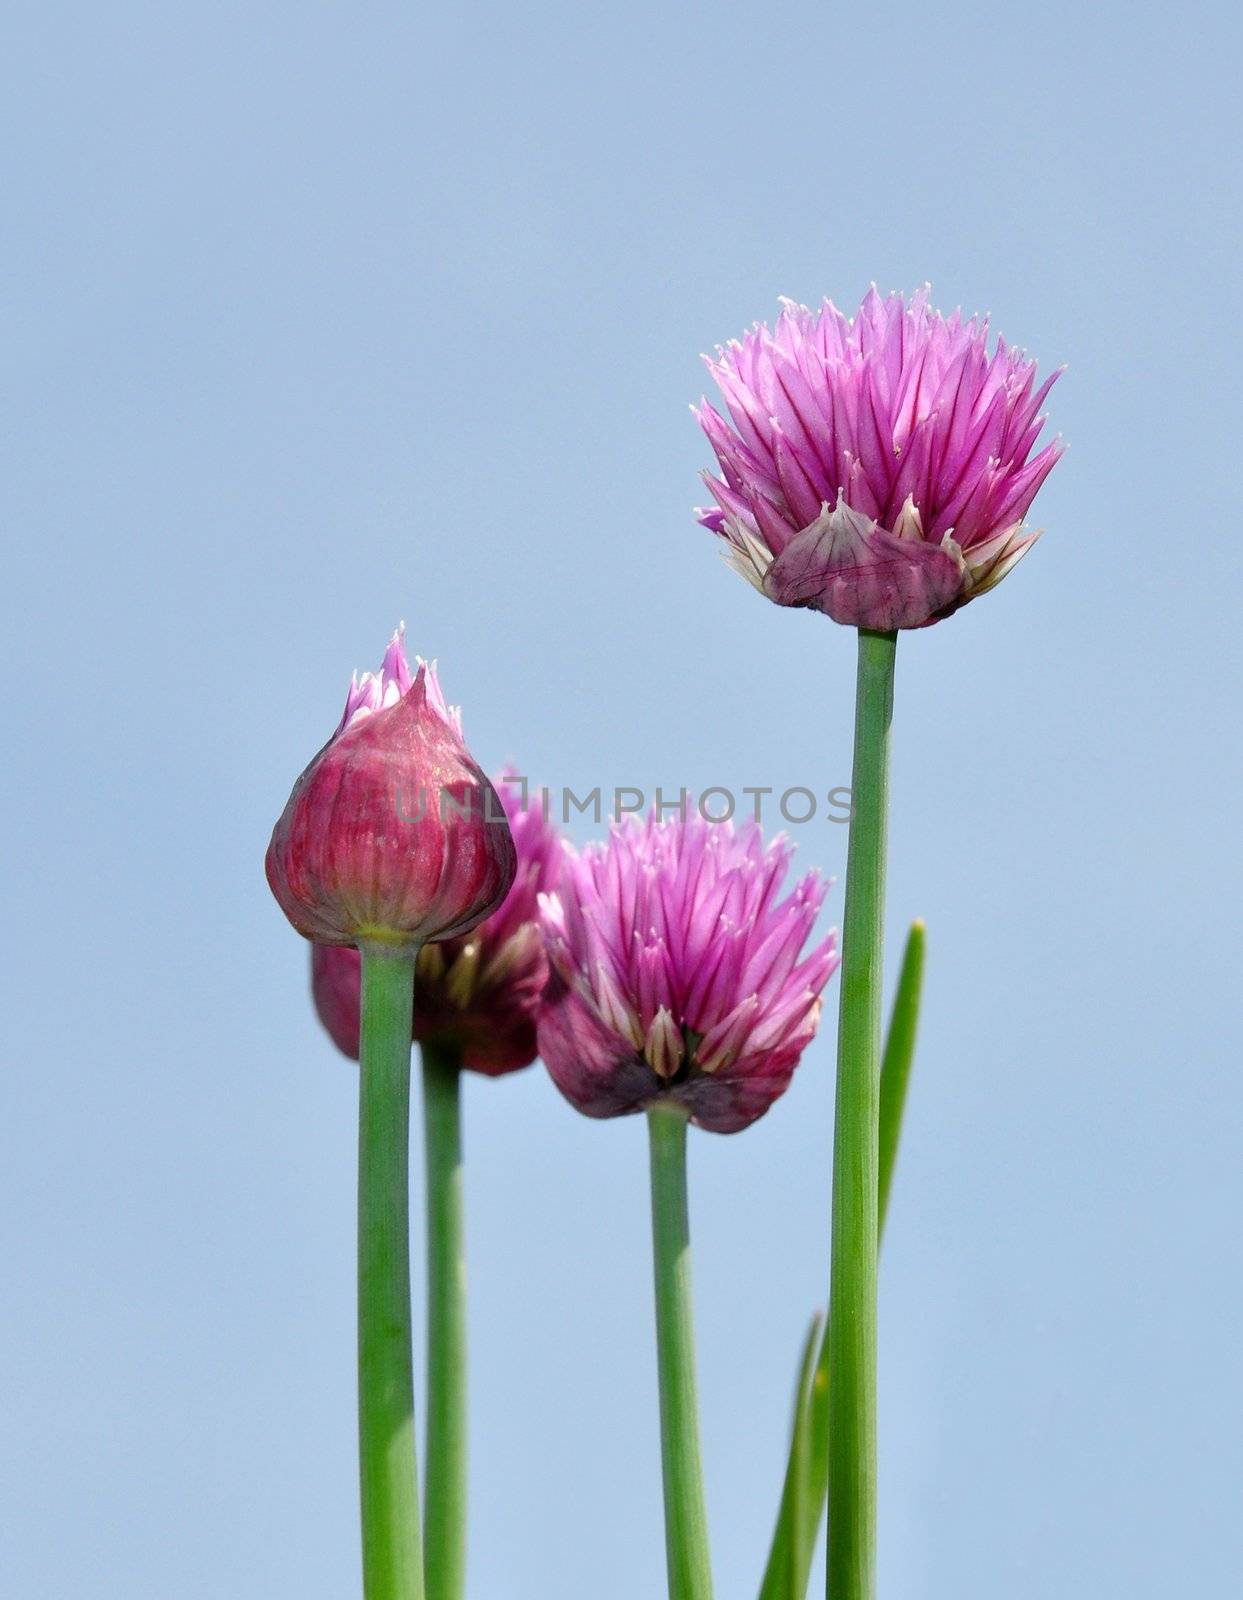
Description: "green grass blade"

(755, 918), (926, 1600)
(879, 919), (925, 1236)
(757, 1313), (824, 1600)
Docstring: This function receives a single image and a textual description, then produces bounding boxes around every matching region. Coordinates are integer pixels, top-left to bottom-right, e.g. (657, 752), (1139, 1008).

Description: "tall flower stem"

(420, 1040), (467, 1600)
(358, 945), (424, 1600)
(647, 1104), (714, 1600)
(827, 628), (897, 1600)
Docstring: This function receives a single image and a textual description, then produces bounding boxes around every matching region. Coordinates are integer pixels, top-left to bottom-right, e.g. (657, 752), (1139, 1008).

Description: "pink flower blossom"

(538, 813), (838, 1134)
(695, 285), (1063, 629)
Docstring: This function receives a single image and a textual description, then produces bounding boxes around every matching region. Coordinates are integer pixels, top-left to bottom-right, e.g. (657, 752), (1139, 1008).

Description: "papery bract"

(312, 772), (563, 1074)
(537, 812), (838, 1134)
(265, 629), (516, 950)
(694, 285), (1064, 629)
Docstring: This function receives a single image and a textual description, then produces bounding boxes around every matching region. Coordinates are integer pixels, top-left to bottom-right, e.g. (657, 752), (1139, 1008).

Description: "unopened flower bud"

(265, 629), (515, 950)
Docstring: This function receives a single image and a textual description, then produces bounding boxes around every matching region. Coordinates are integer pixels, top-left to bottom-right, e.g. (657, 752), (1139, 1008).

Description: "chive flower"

(695, 285), (1063, 629)
(537, 813), (837, 1133)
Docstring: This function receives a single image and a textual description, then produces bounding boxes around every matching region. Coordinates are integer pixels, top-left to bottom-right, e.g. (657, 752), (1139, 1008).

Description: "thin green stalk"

(358, 945), (424, 1600)
(421, 1040), (467, 1600)
(826, 629), (896, 1600)
(647, 1104), (714, 1600)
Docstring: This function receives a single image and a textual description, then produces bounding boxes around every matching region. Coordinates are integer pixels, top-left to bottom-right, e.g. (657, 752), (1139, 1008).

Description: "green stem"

(358, 945), (424, 1600)
(647, 1105), (714, 1600)
(826, 629), (896, 1600)
(421, 1041), (467, 1600)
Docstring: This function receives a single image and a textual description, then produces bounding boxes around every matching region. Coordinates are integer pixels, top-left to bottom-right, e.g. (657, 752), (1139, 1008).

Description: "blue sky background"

(3, 2), (1241, 1595)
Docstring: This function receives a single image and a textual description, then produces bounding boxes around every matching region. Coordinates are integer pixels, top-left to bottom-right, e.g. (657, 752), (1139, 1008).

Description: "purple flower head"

(265, 626), (516, 949)
(694, 286), (1064, 629)
(537, 811), (838, 1134)
(311, 772), (564, 1075)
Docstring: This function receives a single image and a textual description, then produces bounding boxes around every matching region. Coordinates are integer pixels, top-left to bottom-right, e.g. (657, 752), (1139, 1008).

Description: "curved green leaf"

(756, 919), (926, 1600)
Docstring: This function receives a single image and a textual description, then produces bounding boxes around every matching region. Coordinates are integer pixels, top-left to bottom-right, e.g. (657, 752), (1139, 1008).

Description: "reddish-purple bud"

(309, 772), (564, 1075)
(265, 630), (516, 950)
